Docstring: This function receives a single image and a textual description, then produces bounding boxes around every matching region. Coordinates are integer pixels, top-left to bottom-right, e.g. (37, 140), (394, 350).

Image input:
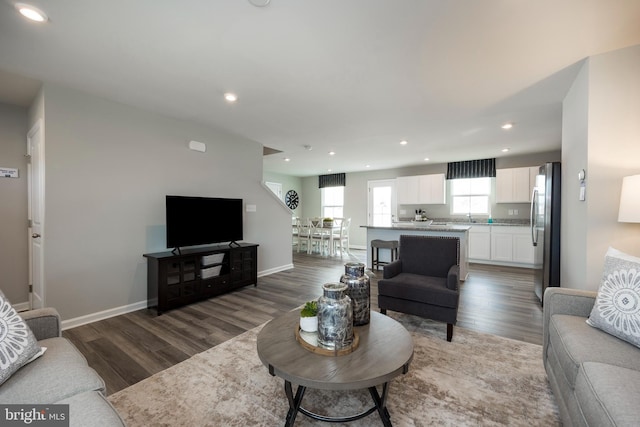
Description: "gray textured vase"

(340, 262), (371, 326)
(317, 282), (354, 350)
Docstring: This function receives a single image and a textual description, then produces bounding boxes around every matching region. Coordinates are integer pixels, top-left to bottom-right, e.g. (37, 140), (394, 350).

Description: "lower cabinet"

(468, 226), (534, 267)
(468, 226), (491, 260)
(144, 243), (258, 315)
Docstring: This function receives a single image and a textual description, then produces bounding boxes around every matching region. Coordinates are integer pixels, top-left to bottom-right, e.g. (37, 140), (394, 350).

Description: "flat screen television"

(166, 196), (243, 249)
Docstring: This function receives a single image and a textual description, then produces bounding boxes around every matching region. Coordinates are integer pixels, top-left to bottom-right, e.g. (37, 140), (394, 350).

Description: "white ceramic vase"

(299, 316), (318, 333)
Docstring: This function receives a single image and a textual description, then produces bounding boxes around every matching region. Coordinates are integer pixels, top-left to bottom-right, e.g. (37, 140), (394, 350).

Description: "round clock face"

(285, 190), (299, 209)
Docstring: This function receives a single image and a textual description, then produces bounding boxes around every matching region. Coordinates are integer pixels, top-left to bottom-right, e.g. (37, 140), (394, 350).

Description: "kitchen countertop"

(362, 223), (471, 232)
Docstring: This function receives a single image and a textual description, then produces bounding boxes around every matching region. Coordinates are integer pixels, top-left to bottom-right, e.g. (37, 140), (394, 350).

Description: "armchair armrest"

(21, 308), (62, 340)
(542, 287), (597, 360)
(446, 264), (460, 291)
(383, 259), (402, 279)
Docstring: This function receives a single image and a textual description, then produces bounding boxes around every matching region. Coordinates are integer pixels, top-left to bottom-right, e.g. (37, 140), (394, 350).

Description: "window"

(450, 178), (491, 215)
(321, 186), (344, 218)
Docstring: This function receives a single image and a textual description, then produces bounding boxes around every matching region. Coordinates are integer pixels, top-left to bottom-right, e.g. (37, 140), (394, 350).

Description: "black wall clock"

(285, 190), (299, 209)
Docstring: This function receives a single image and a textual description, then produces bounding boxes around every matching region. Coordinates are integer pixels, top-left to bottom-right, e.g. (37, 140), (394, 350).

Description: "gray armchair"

(378, 235), (460, 341)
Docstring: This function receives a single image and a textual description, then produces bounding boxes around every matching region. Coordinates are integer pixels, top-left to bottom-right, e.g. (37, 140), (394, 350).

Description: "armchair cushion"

(398, 235), (459, 277)
(378, 273), (458, 308)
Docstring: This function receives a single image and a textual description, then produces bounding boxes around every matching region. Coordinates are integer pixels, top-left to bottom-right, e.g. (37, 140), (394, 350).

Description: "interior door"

(368, 180), (396, 226)
(27, 119), (45, 309)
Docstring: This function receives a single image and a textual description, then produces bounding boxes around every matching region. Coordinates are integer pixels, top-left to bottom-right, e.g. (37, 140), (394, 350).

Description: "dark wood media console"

(143, 243), (258, 315)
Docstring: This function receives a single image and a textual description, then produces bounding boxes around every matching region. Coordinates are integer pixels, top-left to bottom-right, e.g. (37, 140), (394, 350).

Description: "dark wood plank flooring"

(63, 249), (542, 395)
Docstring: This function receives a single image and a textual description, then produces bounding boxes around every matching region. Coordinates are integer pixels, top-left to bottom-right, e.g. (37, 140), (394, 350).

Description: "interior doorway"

(27, 119), (45, 309)
(367, 179), (396, 226)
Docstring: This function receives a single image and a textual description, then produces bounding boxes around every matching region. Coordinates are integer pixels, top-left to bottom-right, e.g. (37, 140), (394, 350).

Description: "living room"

(2, 1), (640, 426)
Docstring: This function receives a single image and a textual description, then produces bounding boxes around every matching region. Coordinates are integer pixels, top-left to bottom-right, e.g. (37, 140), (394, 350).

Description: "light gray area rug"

(109, 313), (559, 426)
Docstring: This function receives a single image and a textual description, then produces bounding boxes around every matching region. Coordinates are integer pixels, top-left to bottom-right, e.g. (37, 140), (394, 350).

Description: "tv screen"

(166, 196), (243, 248)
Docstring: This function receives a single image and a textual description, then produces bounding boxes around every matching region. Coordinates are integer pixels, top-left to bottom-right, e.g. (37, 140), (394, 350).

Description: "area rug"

(109, 313), (559, 426)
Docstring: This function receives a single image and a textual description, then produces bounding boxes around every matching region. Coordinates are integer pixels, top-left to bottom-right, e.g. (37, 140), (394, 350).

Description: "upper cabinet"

(495, 166), (538, 203)
(397, 173), (446, 205)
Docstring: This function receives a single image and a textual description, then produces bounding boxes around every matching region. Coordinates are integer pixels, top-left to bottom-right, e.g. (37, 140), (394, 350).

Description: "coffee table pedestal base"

(283, 380), (392, 427)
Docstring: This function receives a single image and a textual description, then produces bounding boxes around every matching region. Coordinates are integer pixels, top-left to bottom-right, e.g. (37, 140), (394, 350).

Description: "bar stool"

(371, 239), (399, 270)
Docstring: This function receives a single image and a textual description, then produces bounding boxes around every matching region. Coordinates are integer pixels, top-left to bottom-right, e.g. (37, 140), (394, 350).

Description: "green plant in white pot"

(299, 300), (318, 332)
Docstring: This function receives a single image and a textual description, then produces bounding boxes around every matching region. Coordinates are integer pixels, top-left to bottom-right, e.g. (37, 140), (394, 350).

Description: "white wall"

(562, 45), (640, 290)
(561, 60), (589, 289)
(0, 103), (29, 303)
(25, 83), (292, 321)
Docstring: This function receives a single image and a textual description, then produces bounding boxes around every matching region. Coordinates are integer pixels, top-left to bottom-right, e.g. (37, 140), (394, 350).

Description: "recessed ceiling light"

(328, 151), (335, 156)
(16, 3), (48, 22)
(327, 169), (332, 172)
(248, 0), (271, 6)
(365, 165), (371, 168)
(224, 92), (238, 102)
(501, 123), (513, 130)
(502, 148), (510, 152)
(424, 157), (430, 161)
(284, 158), (290, 162)
(400, 140), (408, 145)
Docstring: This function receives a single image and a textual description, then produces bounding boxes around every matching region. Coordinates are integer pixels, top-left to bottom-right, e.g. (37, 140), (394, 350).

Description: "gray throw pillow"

(587, 247), (640, 348)
(0, 290), (43, 385)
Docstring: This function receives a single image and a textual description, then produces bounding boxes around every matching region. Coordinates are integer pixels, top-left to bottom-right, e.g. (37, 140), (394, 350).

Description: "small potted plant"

(300, 300), (318, 332)
(323, 217), (334, 228)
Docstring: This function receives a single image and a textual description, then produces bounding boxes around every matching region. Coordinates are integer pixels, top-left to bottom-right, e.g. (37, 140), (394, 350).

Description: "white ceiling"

(1, 1), (640, 177)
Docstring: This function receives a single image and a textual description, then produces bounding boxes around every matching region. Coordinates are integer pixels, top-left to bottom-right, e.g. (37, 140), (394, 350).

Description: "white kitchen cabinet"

(419, 173), (446, 204)
(396, 176), (420, 204)
(468, 226), (491, 260)
(512, 227), (535, 264)
(491, 228), (514, 261)
(397, 173), (446, 205)
(496, 167), (534, 203)
(490, 226), (534, 265)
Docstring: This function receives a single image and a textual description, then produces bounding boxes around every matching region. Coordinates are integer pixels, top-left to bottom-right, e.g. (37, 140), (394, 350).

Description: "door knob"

(32, 233), (41, 238)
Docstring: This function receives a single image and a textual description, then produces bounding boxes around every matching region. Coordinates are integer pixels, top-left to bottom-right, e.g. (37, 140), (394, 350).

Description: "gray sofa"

(543, 287), (640, 427)
(0, 308), (125, 426)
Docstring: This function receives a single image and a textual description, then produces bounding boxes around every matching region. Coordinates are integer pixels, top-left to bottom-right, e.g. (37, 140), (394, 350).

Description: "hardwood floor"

(63, 249), (542, 395)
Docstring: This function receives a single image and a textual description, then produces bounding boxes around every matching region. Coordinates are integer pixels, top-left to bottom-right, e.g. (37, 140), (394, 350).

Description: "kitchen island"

(362, 223), (470, 280)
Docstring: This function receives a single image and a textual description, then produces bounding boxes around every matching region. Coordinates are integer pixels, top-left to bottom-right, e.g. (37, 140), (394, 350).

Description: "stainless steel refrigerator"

(530, 162), (561, 304)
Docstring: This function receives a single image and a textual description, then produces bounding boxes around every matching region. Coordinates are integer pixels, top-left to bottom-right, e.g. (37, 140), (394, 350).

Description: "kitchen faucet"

(467, 213), (474, 223)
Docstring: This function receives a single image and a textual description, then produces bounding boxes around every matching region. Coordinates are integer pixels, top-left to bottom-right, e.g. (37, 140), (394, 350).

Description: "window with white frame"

(450, 177), (491, 215)
(321, 186), (344, 218)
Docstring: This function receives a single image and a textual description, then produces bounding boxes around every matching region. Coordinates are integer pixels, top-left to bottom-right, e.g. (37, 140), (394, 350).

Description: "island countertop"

(362, 224), (470, 280)
(361, 224), (471, 232)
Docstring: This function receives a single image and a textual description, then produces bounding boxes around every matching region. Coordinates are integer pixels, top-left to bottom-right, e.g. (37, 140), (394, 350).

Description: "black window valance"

(319, 173), (346, 188)
(446, 158), (496, 179)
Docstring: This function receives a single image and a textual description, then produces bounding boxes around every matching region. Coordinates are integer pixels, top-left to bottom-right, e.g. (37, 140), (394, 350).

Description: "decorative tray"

(294, 327), (359, 356)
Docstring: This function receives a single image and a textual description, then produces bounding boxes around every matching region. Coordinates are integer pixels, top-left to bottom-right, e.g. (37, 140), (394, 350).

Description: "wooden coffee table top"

(256, 310), (414, 391)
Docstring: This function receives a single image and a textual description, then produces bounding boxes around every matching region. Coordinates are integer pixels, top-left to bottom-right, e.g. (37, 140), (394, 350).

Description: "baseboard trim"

(14, 302), (31, 312)
(258, 264), (294, 277)
(61, 300), (148, 331)
(61, 265), (294, 330)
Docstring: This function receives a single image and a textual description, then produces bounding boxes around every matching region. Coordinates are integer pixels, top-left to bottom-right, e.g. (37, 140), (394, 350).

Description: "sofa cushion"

(0, 337), (105, 403)
(379, 273), (458, 308)
(549, 314), (640, 389)
(57, 391), (125, 427)
(575, 362), (640, 427)
(587, 247), (640, 348)
(0, 291), (45, 386)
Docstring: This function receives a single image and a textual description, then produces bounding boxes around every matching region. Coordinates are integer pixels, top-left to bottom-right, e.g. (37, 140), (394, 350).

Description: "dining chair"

(296, 218), (312, 253)
(332, 217), (351, 256)
(309, 218), (328, 255)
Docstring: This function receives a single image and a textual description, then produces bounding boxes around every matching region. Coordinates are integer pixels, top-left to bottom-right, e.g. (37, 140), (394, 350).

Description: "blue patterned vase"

(340, 262), (371, 326)
(317, 282), (353, 350)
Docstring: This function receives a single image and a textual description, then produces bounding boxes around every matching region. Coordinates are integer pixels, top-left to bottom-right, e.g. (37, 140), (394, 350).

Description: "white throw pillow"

(0, 290), (44, 385)
(586, 247), (640, 348)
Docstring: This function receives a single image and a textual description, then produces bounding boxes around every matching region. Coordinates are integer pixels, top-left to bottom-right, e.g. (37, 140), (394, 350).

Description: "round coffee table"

(256, 310), (413, 426)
